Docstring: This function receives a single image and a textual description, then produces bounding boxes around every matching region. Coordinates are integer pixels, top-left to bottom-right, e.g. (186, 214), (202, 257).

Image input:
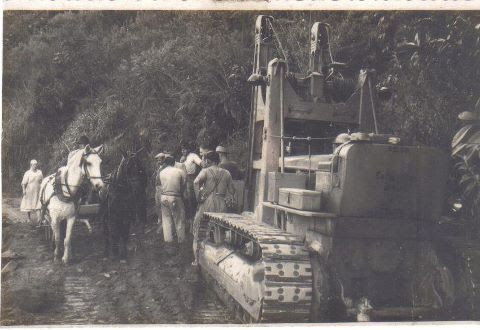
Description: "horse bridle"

(80, 151), (103, 181)
(113, 148), (145, 189)
(59, 150), (103, 199)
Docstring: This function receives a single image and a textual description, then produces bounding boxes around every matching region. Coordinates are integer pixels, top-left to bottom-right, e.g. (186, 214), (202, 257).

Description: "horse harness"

(102, 150), (146, 221)
(42, 150), (103, 210)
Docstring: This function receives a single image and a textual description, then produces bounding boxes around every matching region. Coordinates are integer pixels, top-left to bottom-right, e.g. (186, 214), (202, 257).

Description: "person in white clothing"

(180, 145), (203, 224)
(158, 156), (187, 244)
(20, 159), (44, 224)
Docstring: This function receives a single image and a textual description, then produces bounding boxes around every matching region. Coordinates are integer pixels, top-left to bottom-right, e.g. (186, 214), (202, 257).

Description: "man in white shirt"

(180, 145), (203, 225)
(158, 156), (187, 244)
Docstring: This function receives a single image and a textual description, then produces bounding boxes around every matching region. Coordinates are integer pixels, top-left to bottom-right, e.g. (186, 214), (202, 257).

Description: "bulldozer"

(195, 15), (455, 323)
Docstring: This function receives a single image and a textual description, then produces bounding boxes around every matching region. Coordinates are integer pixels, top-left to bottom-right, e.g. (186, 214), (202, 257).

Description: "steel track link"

(199, 213), (313, 323)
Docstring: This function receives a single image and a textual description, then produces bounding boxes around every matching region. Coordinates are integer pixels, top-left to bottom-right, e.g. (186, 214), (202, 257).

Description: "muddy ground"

(1, 197), (237, 325)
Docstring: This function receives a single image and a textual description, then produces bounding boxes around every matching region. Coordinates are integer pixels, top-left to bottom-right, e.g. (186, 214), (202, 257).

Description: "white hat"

(334, 133), (351, 144)
(154, 153), (166, 160)
(30, 159), (38, 165)
(458, 111), (480, 121)
(215, 146), (227, 153)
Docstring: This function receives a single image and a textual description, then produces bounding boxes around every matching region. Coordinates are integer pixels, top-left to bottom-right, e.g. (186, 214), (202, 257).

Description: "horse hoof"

(62, 258), (70, 265)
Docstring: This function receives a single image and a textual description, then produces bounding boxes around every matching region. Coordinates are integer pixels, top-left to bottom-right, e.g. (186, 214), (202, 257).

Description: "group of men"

(153, 144), (241, 266)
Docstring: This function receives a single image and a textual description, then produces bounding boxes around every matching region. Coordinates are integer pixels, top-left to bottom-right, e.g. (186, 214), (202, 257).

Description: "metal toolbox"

(267, 172), (307, 203)
(278, 188), (322, 211)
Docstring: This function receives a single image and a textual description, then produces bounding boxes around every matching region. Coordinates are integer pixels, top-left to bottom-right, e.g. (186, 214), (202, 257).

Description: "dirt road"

(1, 197), (237, 325)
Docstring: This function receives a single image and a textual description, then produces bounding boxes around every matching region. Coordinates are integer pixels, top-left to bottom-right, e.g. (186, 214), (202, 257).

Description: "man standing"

(159, 155), (187, 244)
(199, 144), (214, 159)
(163, 151), (188, 173)
(154, 152), (167, 234)
(20, 159), (43, 224)
(180, 145), (203, 224)
(216, 145), (242, 180)
(192, 151), (235, 266)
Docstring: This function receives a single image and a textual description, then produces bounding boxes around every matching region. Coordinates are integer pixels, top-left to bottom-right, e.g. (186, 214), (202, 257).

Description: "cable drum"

(325, 77), (356, 103)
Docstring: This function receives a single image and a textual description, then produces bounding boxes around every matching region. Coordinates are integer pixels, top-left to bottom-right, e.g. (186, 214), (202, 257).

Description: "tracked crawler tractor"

(196, 15), (455, 323)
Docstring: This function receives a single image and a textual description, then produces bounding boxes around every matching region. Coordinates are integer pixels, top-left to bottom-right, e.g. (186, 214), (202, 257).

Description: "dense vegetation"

(3, 11), (479, 200)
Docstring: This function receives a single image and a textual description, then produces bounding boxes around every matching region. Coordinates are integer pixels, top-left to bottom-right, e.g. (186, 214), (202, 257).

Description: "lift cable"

(276, 19), (306, 74)
(268, 20), (290, 73)
(268, 134), (337, 141)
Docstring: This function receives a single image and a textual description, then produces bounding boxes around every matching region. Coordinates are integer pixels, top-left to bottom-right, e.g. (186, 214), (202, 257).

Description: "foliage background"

(3, 11), (480, 194)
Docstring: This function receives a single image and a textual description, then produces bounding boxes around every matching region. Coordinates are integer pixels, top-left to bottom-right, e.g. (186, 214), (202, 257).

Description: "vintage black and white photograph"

(1, 9), (480, 325)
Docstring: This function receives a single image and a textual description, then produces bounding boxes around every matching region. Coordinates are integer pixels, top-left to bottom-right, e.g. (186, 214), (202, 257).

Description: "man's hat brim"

(458, 111), (479, 121)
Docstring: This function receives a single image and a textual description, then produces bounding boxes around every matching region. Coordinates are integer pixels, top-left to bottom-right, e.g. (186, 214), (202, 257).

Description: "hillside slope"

(3, 11), (479, 192)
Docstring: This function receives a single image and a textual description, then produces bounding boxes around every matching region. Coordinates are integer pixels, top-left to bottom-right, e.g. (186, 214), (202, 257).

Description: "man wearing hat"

(154, 151), (188, 233)
(180, 144), (203, 225)
(192, 151), (235, 266)
(216, 145), (242, 180)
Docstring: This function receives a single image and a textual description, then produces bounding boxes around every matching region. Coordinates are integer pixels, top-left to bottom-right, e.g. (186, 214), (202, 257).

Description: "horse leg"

(51, 217), (62, 263)
(80, 219), (93, 234)
(35, 210), (42, 226)
(103, 215), (110, 259)
(111, 222), (119, 259)
(136, 193), (147, 235)
(62, 217), (75, 264)
(119, 218), (129, 263)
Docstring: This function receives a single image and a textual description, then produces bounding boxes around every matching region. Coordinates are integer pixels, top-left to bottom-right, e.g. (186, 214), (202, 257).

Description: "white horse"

(40, 145), (104, 264)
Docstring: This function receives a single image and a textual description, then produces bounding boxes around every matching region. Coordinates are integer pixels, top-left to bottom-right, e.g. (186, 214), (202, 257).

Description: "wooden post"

(280, 63), (285, 173)
(256, 59), (286, 224)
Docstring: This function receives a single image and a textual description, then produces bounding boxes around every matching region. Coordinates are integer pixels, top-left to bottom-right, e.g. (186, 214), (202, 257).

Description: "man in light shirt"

(180, 145), (203, 225)
(158, 156), (187, 244)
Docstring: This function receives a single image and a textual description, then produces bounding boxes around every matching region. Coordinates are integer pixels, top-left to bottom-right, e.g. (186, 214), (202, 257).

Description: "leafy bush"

(3, 11), (479, 204)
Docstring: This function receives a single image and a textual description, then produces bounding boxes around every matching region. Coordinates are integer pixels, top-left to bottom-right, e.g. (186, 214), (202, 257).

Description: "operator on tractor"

(332, 133), (351, 153)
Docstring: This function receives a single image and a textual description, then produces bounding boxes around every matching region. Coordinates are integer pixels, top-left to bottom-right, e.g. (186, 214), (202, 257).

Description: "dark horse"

(99, 148), (147, 261)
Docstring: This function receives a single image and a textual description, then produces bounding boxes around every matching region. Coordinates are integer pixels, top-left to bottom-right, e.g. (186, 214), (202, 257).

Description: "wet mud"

(1, 197), (236, 325)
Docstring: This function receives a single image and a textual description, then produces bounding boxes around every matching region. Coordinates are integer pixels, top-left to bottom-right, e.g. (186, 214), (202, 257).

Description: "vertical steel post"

(280, 65), (285, 173)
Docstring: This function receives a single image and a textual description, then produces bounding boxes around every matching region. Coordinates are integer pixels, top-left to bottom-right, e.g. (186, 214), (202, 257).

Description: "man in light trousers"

(158, 155), (187, 244)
